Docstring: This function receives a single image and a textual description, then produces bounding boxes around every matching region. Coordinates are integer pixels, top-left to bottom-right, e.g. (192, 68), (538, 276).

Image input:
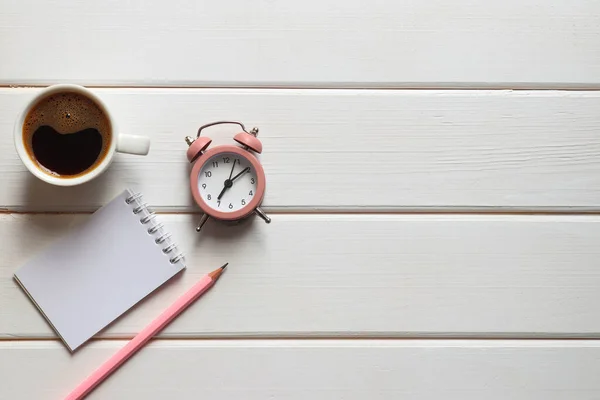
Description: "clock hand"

(230, 167), (250, 182)
(217, 167), (250, 201)
(217, 159), (238, 200)
(217, 185), (229, 201)
(228, 159), (237, 180)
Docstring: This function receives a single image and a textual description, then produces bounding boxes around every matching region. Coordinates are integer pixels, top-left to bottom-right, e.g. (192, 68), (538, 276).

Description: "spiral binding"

(140, 213), (157, 225)
(148, 222), (163, 235)
(125, 192), (184, 265)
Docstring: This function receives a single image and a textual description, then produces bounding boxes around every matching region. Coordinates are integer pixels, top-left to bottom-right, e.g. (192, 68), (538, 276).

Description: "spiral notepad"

(13, 189), (186, 351)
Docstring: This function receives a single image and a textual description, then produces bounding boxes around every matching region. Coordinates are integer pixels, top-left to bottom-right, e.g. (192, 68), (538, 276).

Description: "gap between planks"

(4, 335), (600, 342)
(4, 209), (600, 216)
(5, 84), (600, 91)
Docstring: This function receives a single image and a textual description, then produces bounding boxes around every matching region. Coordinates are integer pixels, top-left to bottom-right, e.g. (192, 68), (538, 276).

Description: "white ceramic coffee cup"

(14, 84), (150, 186)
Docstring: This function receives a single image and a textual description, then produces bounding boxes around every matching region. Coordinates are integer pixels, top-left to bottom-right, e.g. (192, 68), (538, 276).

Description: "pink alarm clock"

(186, 121), (271, 232)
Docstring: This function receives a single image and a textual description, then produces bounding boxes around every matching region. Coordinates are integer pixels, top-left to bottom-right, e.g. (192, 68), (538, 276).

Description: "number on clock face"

(198, 152), (257, 212)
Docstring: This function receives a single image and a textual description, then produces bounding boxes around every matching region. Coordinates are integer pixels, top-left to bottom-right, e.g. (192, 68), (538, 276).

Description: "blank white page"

(14, 189), (185, 351)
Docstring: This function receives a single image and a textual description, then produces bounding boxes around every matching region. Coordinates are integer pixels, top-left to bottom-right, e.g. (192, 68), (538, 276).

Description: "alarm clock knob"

(185, 136), (213, 163)
(233, 129), (263, 154)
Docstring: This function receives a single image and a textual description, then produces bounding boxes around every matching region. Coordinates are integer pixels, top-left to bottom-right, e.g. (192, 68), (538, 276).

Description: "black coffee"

(23, 92), (111, 177)
(32, 126), (103, 176)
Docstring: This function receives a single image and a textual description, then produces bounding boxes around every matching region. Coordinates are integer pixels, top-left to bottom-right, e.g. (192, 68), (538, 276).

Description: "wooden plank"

(1, 1), (600, 87)
(2, 213), (600, 338)
(2, 340), (600, 399)
(3, 88), (600, 212)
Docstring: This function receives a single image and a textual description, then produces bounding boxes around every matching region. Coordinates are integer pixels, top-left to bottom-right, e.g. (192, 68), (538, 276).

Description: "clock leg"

(195, 214), (210, 232)
(255, 207), (271, 224)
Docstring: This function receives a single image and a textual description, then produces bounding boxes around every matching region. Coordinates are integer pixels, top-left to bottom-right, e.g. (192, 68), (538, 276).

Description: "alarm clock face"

(191, 145), (266, 220)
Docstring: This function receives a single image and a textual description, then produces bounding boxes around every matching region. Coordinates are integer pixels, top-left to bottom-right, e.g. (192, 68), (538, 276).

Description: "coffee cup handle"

(116, 134), (151, 155)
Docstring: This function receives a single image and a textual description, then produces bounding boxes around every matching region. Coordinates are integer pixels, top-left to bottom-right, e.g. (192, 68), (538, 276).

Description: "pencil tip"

(209, 263), (228, 280)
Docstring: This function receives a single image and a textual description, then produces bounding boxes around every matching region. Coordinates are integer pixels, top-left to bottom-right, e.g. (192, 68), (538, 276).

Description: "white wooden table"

(2, 1), (600, 398)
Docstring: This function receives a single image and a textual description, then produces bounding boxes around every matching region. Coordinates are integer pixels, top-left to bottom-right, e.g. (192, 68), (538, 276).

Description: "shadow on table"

(20, 165), (119, 212)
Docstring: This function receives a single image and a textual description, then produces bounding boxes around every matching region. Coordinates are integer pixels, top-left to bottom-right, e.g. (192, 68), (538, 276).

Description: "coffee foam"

(24, 91), (111, 138)
(22, 91), (112, 178)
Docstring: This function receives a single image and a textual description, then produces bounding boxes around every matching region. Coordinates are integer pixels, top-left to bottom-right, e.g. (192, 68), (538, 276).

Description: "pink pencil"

(64, 263), (228, 400)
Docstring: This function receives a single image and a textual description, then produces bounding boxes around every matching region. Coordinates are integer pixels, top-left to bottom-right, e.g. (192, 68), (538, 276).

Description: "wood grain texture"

(2, 88), (600, 212)
(3, 0), (600, 397)
(1, 0), (600, 88)
(2, 213), (600, 338)
(2, 340), (600, 400)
